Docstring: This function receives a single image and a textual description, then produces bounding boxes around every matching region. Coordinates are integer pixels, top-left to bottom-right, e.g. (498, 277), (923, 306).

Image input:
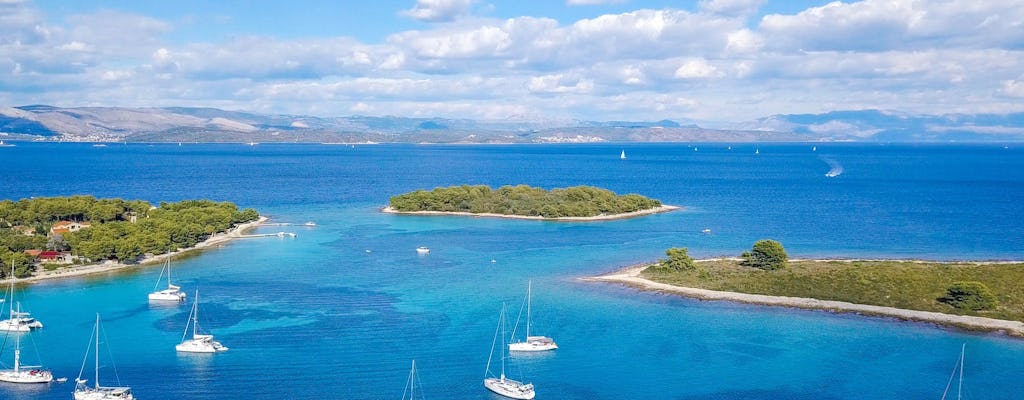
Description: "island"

(586, 241), (1024, 337)
(0, 196), (263, 282)
(385, 184), (677, 221)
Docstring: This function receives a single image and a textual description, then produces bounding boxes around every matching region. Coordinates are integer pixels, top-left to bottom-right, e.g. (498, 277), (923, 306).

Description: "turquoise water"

(1, 142), (1023, 399)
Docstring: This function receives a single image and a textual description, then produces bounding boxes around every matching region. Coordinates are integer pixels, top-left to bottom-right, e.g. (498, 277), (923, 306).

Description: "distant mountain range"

(2, 105), (1022, 143)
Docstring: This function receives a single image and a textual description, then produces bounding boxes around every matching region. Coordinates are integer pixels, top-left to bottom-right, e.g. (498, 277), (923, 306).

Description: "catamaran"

(148, 257), (185, 302)
(509, 280), (557, 352)
(0, 261), (43, 332)
(0, 329), (53, 383)
(176, 289), (227, 353)
(74, 314), (135, 400)
(484, 303), (535, 399)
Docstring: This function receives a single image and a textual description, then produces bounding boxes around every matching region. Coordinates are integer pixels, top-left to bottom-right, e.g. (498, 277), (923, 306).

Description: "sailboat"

(74, 314), (134, 400)
(148, 257), (185, 302)
(0, 329), (54, 383)
(175, 289), (227, 353)
(620, 150), (626, 160)
(940, 344), (966, 400)
(755, 148), (759, 155)
(0, 261), (44, 332)
(484, 304), (535, 399)
(400, 360), (425, 400)
(509, 280), (557, 352)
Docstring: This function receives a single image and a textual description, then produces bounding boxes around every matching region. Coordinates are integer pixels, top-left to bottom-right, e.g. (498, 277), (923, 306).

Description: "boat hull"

(73, 387), (135, 400)
(176, 338), (228, 353)
(0, 318), (41, 332)
(508, 336), (557, 352)
(0, 369), (53, 384)
(484, 378), (535, 400)
(148, 290), (186, 302)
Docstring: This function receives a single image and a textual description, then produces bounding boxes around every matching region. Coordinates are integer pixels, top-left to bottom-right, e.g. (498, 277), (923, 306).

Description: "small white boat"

(812, 146), (817, 151)
(702, 228), (712, 234)
(0, 326), (54, 383)
(303, 221), (317, 226)
(0, 140), (14, 147)
(92, 144), (107, 148)
(619, 150), (626, 160)
(484, 304), (535, 399)
(247, 141), (258, 146)
(148, 258), (185, 302)
(509, 281), (557, 352)
(74, 314), (135, 400)
(755, 148), (759, 155)
(416, 247), (430, 254)
(176, 289), (228, 353)
(1, 261), (43, 332)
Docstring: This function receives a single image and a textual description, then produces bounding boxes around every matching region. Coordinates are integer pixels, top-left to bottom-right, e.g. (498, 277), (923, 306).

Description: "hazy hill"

(2, 106), (1022, 143)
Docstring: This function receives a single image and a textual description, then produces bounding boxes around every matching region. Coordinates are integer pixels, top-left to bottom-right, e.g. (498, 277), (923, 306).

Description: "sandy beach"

(584, 263), (1024, 337)
(381, 204), (680, 221)
(6, 216), (268, 285)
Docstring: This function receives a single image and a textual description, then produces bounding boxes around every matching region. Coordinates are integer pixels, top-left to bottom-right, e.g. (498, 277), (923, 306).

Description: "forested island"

(0, 196), (259, 279)
(387, 185), (672, 220)
(589, 241), (1024, 335)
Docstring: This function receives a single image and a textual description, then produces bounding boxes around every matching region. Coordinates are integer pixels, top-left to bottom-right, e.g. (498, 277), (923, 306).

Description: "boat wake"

(820, 157), (843, 177)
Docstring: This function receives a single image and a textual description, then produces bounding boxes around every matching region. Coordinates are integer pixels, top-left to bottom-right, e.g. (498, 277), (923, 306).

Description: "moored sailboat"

(73, 314), (134, 400)
(148, 257), (185, 302)
(0, 330), (53, 383)
(509, 280), (557, 352)
(0, 261), (43, 332)
(175, 289), (227, 353)
(484, 303), (535, 399)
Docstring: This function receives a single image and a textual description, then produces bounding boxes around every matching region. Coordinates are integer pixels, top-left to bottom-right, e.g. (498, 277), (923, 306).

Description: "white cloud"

(674, 58), (721, 79)
(1002, 79), (1024, 98)
(401, 0), (475, 22)
(725, 28), (762, 54)
(527, 74), (594, 94)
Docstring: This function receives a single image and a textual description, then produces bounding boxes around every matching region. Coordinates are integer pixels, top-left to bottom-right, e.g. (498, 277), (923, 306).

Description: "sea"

(0, 142), (1022, 399)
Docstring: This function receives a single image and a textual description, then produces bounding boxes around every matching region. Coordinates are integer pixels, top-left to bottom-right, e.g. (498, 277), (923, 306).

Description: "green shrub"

(741, 239), (788, 270)
(940, 281), (998, 311)
(659, 247), (695, 271)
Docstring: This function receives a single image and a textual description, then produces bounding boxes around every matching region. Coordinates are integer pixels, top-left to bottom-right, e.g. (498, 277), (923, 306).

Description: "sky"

(1, 0), (1023, 123)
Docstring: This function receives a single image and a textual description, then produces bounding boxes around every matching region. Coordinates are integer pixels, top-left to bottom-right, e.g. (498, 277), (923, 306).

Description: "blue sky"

(2, 0), (1023, 123)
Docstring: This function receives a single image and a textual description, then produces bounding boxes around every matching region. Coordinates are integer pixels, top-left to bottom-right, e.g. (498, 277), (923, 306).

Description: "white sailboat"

(0, 261), (43, 332)
(484, 304), (535, 400)
(620, 150), (626, 160)
(0, 329), (54, 383)
(148, 258), (185, 302)
(400, 360), (425, 400)
(509, 280), (557, 352)
(940, 344), (966, 400)
(74, 314), (134, 400)
(175, 289), (227, 353)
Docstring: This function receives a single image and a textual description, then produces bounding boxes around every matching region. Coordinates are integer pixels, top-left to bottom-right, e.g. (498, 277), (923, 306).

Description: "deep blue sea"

(0, 142), (1022, 399)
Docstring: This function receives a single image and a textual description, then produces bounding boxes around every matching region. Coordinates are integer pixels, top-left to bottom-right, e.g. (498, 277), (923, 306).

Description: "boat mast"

(192, 289), (200, 339)
(500, 304), (506, 381)
(94, 313), (100, 389)
(410, 360), (415, 399)
(525, 280), (532, 339)
(13, 326), (20, 373)
(958, 343), (964, 400)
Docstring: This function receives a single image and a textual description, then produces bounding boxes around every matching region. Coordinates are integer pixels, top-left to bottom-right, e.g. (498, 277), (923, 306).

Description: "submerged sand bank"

(381, 205), (680, 221)
(583, 263), (1024, 337)
(6, 216), (268, 285)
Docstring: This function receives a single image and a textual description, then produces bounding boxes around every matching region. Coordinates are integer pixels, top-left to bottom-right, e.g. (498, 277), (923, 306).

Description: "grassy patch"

(642, 260), (1024, 322)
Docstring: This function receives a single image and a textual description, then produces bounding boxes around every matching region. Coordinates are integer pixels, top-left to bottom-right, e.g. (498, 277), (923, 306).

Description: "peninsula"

(385, 184), (676, 221)
(0, 196), (263, 283)
(586, 243), (1024, 337)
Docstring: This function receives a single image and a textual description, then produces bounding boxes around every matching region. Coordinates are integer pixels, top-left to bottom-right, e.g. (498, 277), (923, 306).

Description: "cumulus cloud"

(527, 73), (594, 94)
(402, 0), (476, 22)
(1003, 79), (1024, 98)
(674, 58), (721, 79)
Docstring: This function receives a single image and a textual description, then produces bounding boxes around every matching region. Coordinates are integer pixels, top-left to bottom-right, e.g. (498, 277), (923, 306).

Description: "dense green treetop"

(389, 185), (662, 218)
(0, 196), (259, 278)
(741, 239), (788, 270)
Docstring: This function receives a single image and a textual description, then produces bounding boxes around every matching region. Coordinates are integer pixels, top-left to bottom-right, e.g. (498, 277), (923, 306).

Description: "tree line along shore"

(388, 184), (664, 219)
(0, 195), (259, 279)
(615, 241), (1024, 332)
